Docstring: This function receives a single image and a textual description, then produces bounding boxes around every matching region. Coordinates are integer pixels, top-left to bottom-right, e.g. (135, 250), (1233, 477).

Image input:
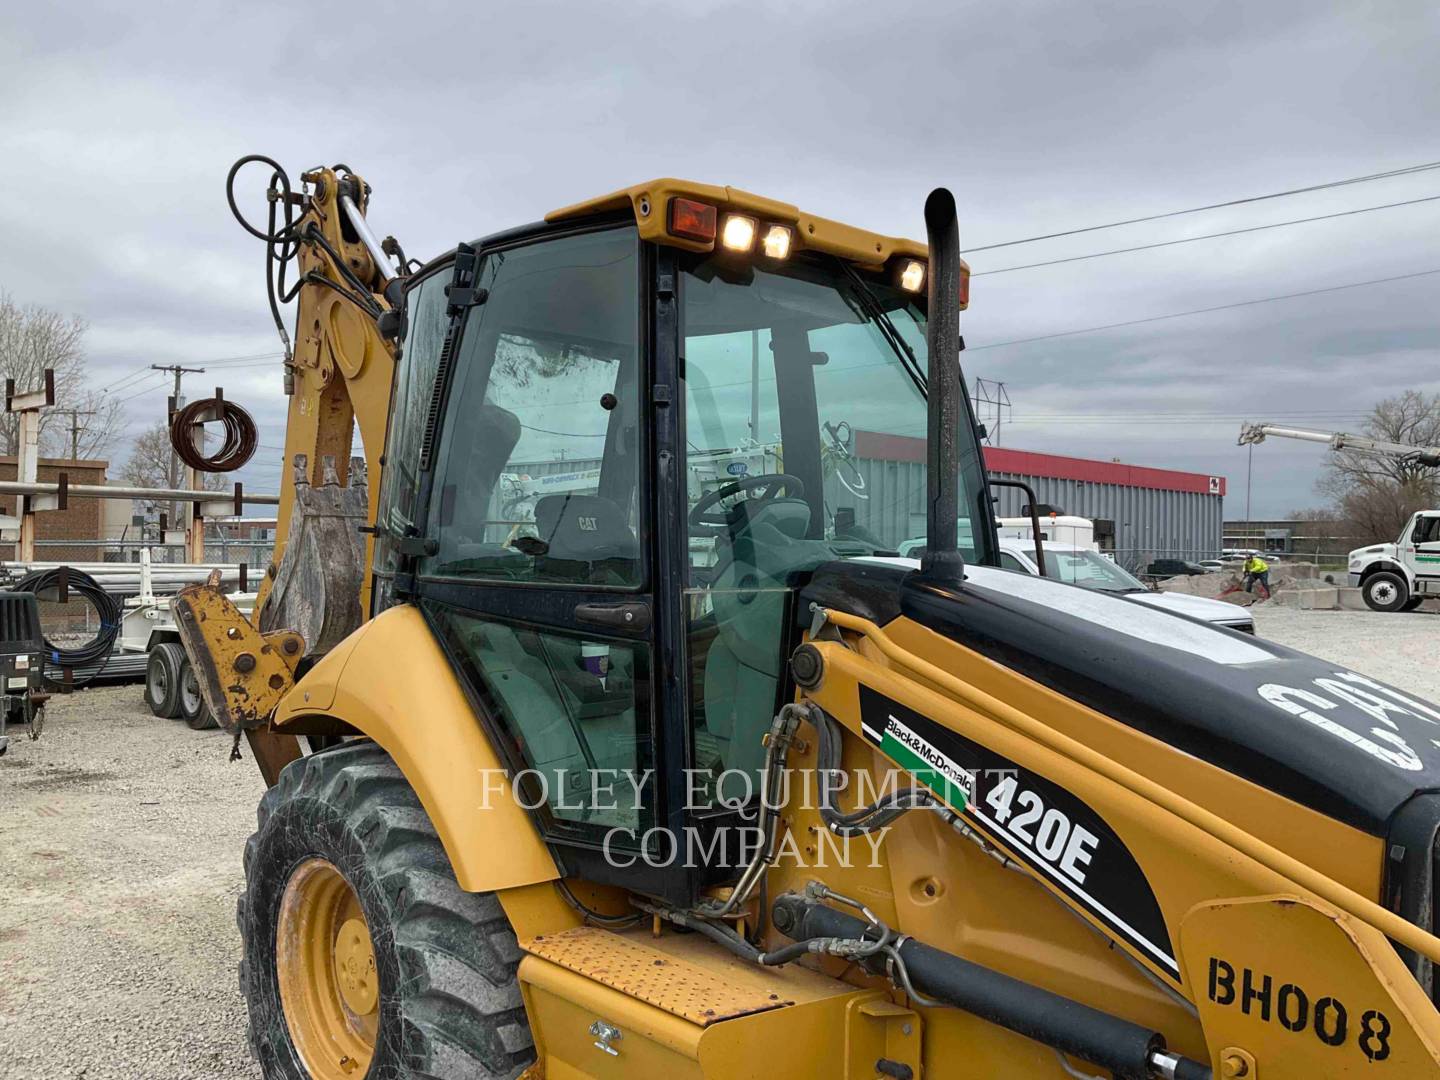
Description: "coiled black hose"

(170, 396), (258, 472)
(15, 567), (121, 687)
(225, 155), (385, 360)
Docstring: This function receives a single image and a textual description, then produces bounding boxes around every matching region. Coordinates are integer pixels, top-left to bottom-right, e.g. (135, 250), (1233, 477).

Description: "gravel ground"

(0, 610), (1436, 1079)
(1254, 604), (1440, 701)
(0, 687), (264, 1080)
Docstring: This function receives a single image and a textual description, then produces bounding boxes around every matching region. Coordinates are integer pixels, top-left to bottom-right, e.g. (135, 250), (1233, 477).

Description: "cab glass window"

(424, 229), (642, 586)
(679, 254), (990, 795)
(375, 270), (448, 576)
(429, 604), (654, 840)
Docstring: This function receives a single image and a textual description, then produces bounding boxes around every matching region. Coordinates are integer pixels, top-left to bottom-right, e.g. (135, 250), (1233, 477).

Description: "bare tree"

(119, 421), (183, 491)
(1317, 391), (1440, 543)
(121, 420), (227, 488)
(0, 294), (124, 460)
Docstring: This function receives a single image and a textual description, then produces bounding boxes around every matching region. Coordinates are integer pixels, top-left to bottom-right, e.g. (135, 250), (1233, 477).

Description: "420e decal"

(858, 687), (1179, 978)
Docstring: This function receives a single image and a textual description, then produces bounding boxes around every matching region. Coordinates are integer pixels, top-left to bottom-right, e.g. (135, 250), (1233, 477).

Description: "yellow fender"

(273, 604), (559, 894)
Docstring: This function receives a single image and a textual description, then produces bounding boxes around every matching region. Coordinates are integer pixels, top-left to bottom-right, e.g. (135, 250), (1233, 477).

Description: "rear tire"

(178, 659), (218, 730)
(238, 742), (535, 1080)
(1363, 571), (1409, 612)
(145, 643), (185, 718)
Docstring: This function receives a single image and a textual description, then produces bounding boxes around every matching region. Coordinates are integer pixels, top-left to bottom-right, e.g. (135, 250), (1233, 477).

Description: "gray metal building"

(507, 432), (1227, 571)
(842, 432), (1226, 569)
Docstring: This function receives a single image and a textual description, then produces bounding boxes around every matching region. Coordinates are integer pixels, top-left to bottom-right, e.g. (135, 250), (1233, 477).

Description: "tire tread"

(239, 741), (534, 1079)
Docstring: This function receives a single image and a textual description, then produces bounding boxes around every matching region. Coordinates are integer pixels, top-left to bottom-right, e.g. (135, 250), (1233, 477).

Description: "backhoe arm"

(178, 159), (404, 781)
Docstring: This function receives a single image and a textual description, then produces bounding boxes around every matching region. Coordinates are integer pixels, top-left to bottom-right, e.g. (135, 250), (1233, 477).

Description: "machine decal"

(859, 687), (1179, 977)
(859, 712), (975, 809)
(1257, 670), (1440, 772)
(1208, 957), (1392, 1062)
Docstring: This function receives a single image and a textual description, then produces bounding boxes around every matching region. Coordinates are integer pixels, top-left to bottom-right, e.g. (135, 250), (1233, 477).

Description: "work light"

(721, 214), (758, 252)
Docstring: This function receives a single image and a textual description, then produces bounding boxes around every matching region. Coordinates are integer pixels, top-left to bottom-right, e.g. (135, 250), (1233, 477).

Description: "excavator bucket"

(259, 453), (369, 656)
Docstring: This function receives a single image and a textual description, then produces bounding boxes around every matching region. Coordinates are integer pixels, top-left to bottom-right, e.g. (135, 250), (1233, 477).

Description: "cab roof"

(547, 177), (962, 275)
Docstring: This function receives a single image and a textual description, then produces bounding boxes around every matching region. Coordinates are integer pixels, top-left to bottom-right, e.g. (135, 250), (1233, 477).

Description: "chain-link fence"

(22, 537), (277, 568)
(1109, 546), (1351, 581)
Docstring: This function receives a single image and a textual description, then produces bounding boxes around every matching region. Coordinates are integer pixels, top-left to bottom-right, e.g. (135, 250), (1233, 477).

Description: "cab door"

(383, 221), (690, 901)
(1408, 513), (1440, 591)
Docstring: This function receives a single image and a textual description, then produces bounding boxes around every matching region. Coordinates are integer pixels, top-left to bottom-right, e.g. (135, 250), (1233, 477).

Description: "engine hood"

(805, 559), (1440, 836)
(1352, 543), (1398, 561)
(1123, 588), (1253, 626)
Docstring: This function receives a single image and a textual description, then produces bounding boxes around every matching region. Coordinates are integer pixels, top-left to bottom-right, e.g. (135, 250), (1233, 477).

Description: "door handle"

(574, 602), (651, 632)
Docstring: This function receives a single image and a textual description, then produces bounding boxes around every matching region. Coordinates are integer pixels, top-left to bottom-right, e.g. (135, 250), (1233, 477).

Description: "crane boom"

(1239, 421), (1440, 468)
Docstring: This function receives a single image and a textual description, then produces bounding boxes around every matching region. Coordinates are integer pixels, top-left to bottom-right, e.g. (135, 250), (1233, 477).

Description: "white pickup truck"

(1348, 509), (1440, 612)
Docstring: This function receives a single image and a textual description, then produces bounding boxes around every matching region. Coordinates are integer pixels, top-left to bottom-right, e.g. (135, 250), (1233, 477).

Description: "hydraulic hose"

(15, 567), (121, 688)
(226, 155), (300, 363)
(772, 895), (1210, 1080)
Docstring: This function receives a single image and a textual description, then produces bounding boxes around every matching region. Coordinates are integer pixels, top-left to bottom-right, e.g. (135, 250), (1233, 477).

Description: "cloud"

(1, 0), (1436, 517)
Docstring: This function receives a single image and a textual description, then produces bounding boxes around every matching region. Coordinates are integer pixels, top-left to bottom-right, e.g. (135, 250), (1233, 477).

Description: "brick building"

(0, 456), (108, 562)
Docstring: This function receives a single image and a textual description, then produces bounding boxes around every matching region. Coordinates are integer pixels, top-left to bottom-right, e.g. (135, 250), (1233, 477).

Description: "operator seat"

(532, 493), (639, 584)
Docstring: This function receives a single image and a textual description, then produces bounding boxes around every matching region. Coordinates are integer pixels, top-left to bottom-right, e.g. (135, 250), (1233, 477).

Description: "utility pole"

(151, 365), (205, 558)
(53, 408), (97, 462)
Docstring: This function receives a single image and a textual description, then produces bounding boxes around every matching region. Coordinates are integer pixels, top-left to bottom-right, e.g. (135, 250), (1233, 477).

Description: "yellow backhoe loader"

(177, 156), (1440, 1079)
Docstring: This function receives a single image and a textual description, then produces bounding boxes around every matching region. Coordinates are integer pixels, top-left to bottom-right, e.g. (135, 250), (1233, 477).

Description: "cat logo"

(577, 516), (599, 532)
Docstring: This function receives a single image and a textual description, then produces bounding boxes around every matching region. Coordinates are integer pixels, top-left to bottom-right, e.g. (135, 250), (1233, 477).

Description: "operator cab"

(372, 184), (991, 902)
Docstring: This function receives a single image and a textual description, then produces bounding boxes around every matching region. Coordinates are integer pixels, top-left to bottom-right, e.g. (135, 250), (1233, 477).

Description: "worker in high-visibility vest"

(1243, 553), (1271, 596)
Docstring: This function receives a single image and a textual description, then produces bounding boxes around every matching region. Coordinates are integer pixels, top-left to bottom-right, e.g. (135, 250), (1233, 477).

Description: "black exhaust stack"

(920, 188), (965, 585)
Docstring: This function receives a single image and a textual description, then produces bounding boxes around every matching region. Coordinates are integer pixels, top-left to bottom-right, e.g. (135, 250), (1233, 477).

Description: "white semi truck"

(1239, 422), (1440, 612)
(1346, 509), (1440, 612)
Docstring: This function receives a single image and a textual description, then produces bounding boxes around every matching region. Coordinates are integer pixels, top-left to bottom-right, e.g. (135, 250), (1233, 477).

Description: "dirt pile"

(1157, 562), (1323, 607)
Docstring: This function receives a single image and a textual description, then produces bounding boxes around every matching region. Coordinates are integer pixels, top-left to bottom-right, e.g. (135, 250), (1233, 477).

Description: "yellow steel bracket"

(1179, 894), (1440, 1077)
(174, 572), (306, 732)
(843, 994), (921, 1080)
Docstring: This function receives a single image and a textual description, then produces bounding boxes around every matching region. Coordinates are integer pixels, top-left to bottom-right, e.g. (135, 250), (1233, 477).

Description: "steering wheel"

(688, 473), (806, 531)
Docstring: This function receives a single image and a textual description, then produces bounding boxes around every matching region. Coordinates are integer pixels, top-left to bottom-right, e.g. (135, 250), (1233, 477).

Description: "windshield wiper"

(838, 262), (926, 390)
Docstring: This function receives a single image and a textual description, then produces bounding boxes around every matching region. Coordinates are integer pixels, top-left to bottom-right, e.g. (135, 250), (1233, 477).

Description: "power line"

(1008, 417), (1370, 426)
(972, 195), (1440, 276)
(967, 159), (1440, 252)
(112, 374), (167, 405)
(205, 351), (286, 367)
(98, 364), (154, 393)
(968, 268), (1440, 351)
(1011, 410), (1372, 420)
(1011, 421), (1369, 427)
(98, 350), (283, 385)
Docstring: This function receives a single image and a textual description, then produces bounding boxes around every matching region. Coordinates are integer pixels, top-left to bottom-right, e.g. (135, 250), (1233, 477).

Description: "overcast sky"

(2, 0), (1436, 517)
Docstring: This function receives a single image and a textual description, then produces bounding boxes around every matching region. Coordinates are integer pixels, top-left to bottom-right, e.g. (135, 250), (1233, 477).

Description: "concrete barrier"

(1297, 587), (1340, 610)
(1337, 587), (1367, 611)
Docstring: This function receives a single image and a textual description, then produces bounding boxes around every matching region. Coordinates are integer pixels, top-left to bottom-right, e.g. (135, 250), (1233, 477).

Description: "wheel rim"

(1372, 581), (1397, 605)
(147, 658), (169, 704)
(276, 859), (379, 1079)
(180, 665), (202, 717)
